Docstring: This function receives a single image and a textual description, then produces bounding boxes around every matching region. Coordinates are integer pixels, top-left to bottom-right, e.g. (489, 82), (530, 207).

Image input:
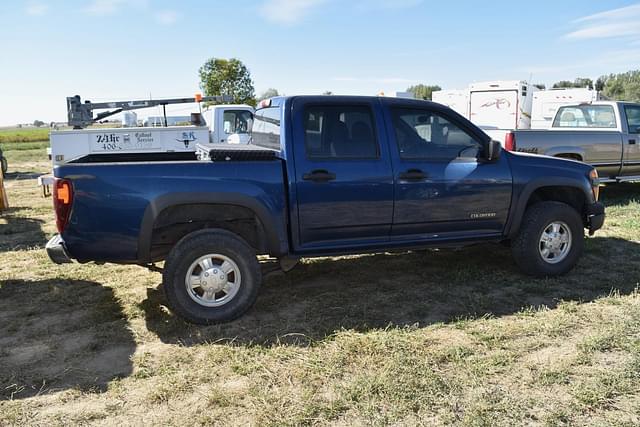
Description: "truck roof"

(256, 95), (448, 111)
(561, 100), (638, 107)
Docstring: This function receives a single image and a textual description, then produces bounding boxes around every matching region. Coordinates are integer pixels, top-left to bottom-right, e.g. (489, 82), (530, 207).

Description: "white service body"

(49, 127), (209, 165)
(468, 80), (538, 143)
(530, 88), (601, 129)
(49, 105), (255, 165)
(432, 89), (469, 117)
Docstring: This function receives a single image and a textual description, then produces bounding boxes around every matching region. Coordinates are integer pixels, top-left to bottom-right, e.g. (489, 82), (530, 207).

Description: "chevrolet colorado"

(47, 96), (605, 324)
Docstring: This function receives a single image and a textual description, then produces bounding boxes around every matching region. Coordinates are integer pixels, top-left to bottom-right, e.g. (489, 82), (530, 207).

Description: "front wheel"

(511, 201), (584, 277)
(162, 229), (262, 324)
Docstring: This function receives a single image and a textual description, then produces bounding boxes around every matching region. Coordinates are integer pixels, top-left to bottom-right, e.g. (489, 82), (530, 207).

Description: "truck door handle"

(303, 170), (336, 182)
(399, 169), (427, 181)
(630, 139), (637, 145)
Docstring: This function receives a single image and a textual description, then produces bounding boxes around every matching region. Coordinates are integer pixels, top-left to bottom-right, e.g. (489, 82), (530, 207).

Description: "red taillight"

(504, 132), (516, 151)
(53, 178), (73, 233)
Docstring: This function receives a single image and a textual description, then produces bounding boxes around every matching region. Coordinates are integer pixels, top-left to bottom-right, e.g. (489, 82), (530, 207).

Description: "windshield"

(553, 105), (617, 129)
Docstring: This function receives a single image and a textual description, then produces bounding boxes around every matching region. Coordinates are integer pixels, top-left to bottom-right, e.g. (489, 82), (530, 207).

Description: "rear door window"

(624, 105), (640, 134)
(304, 105), (379, 159)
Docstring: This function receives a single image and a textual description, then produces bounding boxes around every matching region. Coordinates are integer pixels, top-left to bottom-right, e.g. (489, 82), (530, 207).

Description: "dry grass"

(1, 151), (640, 426)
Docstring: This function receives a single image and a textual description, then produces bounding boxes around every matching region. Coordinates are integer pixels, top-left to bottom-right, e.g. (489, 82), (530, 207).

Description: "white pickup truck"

(49, 95), (253, 165)
(509, 101), (640, 182)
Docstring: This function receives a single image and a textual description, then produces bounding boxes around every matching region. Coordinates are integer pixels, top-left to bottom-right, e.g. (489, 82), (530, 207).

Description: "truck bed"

(54, 157), (288, 263)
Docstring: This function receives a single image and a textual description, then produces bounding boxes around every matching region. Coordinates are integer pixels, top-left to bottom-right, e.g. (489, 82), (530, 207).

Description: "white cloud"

(259, 0), (329, 25)
(84, 0), (149, 16)
(357, 0), (423, 10)
(566, 3), (640, 40)
(517, 48), (640, 75)
(25, 1), (48, 16)
(85, 0), (126, 16)
(155, 9), (179, 25)
(574, 3), (640, 23)
(258, 0), (422, 25)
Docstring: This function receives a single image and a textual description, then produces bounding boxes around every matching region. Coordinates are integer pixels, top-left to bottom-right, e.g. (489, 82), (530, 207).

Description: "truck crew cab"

(47, 96), (605, 324)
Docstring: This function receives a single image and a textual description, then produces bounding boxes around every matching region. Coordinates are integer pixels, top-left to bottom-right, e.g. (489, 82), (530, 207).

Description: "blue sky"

(1, 0), (639, 125)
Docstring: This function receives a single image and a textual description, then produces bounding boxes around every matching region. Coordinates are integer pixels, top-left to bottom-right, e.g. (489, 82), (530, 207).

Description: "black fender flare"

(137, 192), (288, 263)
(505, 176), (594, 238)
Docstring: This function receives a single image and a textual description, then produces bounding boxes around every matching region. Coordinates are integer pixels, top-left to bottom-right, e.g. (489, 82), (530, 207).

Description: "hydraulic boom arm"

(67, 94), (233, 129)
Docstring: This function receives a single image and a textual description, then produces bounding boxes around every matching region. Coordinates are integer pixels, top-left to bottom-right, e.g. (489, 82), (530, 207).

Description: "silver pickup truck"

(509, 101), (640, 182)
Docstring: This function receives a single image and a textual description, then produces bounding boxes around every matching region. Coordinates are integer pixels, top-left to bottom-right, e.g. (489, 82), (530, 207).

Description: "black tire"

(511, 201), (584, 277)
(1, 156), (7, 176)
(162, 229), (262, 324)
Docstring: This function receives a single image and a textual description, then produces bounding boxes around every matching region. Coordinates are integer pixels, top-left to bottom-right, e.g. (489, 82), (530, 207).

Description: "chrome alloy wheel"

(185, 254), (241, 307)
(539, 221), (572, 264)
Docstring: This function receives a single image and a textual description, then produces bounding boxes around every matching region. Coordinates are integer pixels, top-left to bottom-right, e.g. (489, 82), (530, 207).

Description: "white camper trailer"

(432, 89), (469, 117)
(468, 80), (538, 142)
(530, 88), (601, 129)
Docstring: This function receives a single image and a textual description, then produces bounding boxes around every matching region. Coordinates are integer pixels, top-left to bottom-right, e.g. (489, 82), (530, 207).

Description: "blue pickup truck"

(47, 96), (605, 324)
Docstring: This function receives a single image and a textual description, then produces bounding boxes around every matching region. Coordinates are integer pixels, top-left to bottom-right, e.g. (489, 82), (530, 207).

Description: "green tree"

(199, 58), (256, 106)
(33, 120), (44, 127)
(598, 70), (640, 102)
(258, 88), (279, 101)
(406, 84), (442, 100)
(552, 78), (593, 90)
(533, 83), (546, 90)
(322, 91), (333, 95)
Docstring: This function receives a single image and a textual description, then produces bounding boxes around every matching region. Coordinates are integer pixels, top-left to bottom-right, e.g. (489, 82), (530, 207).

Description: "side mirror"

(486, 140), (502, 161)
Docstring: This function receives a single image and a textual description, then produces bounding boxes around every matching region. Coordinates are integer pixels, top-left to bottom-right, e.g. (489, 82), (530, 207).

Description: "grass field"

(0, 127), (51, 144)
(1, 141), (640, 425)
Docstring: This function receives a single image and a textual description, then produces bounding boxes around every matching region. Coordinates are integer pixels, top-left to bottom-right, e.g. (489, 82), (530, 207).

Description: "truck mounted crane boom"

(67, 94), (234, 129)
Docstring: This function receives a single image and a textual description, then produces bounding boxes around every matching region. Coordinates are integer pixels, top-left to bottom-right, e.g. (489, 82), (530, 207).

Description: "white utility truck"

(530, 88), (601, 129)
(204, 105), (254, 144)
(49, 95), (254, 165)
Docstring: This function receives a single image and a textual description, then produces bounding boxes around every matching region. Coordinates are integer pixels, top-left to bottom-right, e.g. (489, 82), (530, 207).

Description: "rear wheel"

(511, 201), (584, 277)
(162, 229), (262, 324)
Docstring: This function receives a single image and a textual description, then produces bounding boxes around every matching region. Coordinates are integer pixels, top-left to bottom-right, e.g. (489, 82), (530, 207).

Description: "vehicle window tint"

(304, 105), (379, 159)
(391, 108), (482, 160)
(251, 107), (280, 150)
(223, 110), (253, 134)
(625, 105), (640, 134)
(553, 105), (617, 128)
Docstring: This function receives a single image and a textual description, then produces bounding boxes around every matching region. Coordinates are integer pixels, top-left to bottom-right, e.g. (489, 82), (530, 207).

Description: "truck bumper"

(586, 202), (605, 235)
(46, 234), (73, 264)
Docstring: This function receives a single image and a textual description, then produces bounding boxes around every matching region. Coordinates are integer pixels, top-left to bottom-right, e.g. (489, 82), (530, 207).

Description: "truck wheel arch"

(137, 193), (288, 263)
(553, 153), (583, 162)
(544, 147), (586, 162)
(505, 177), (592, 239)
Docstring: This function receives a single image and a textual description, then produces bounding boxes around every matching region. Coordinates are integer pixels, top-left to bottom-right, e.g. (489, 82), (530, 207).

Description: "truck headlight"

(589, 169), (600, 201)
